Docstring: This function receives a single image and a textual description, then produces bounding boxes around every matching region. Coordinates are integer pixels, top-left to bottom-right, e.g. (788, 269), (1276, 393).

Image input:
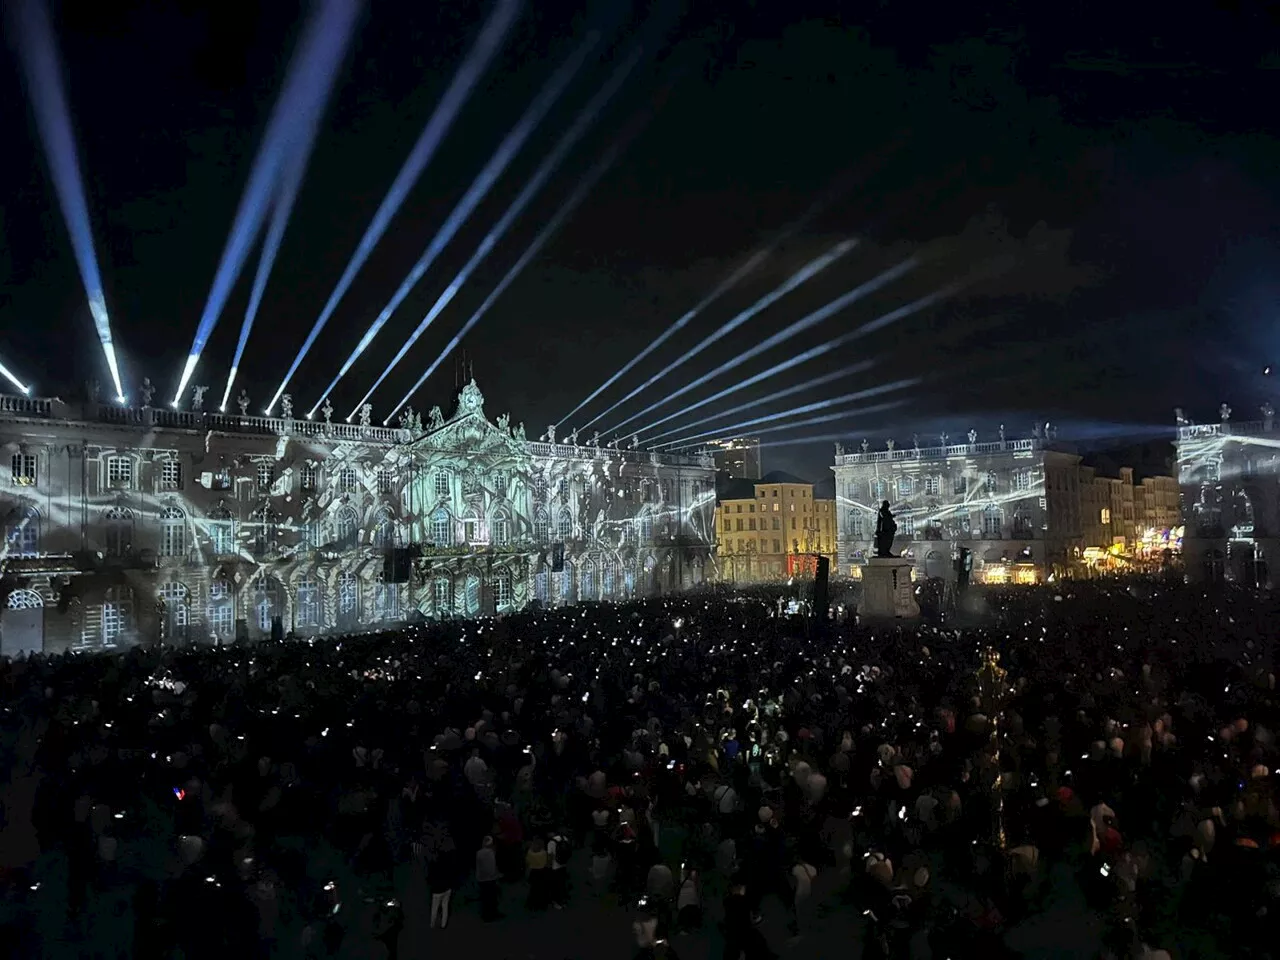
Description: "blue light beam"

(217, 12), (361, 413)
(561, 250), (772, 429)
(608, 256), (920, 436)
(12, 0), (125, 400)
(656, 377), (919, 449)
(300, 27), (599, 419)
(266, 0), (523, 415)
(642, 359), (875, 442)
(382, 117), (641, 425)
(0, 353), (32, 395)
(587, 239), (860, 433)
(562, 180), (870, 430)
(361, 44), (645, 423)
(175, 0), (364, 406)
(667, 399), (910, 449)
(635, 278), (972, 439)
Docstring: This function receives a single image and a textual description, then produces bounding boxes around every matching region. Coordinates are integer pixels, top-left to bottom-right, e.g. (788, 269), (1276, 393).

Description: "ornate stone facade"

(0, 381), (715, 654)
(1176, 406), (1278, 585)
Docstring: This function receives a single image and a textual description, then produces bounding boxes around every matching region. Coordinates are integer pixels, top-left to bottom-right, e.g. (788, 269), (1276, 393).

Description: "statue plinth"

(859, 556), (921, 620)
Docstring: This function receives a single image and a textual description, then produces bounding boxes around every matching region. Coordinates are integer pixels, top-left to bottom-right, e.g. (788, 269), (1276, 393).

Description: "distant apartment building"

(715, 471), (837, 581)
(709, 437), (761, 480)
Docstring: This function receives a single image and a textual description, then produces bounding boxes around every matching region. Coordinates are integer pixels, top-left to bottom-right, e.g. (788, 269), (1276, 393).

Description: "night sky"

(4, 1), (1280, 480)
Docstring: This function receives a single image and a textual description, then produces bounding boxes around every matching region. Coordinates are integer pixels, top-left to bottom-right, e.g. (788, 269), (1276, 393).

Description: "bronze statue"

(873, 500), (897, 558)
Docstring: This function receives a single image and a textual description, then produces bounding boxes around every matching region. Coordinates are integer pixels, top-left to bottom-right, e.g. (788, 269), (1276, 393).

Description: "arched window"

(981, 504), (1003, 538)
(557, 509), (572, 541)
(6, 588), (43, 609)
(158, 581), (189, 628)
(578, 559), (596, 601)
(104, 507), (135, 556)
(207, 506), (236, 556)
(640, 514), (653, 543)
(296, 577), (321, 627)
(337, 571), (359, 624)
(372, 508), (397, 549)
(490, 511), (509, 546)
(431, 508), (453, 546)
(533, 507), (550, 543)
(250, 505), (276, 557)
(102, 586), (132, 646)
(494, 571), (513, 610)
(333, 505), (358, 549)
(160, 506), (186, 558)
(533, 474), (548, 504)
(4, 506), (40, 556)
(622, 521), (636, 546)
(208, 578), (234, 640)
(252, 577), (282, 632)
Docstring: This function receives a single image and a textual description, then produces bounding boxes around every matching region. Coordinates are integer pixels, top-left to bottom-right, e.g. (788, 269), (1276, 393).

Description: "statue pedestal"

(859, 556), (921, 620)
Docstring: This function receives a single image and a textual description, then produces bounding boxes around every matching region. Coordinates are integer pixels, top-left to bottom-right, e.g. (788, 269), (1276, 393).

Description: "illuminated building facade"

(714, 472), (838, 581)
(0, 380), (715, 655)
(709, 437), (762, 480)
(1176, 405), (1277, 585)
(833, 431), (1082, 584)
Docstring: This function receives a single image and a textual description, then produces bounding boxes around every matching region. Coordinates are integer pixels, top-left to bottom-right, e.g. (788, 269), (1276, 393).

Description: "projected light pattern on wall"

(1175, 405), (1280, 585)
(0, 385), (714, 656)
(832, 432), (1063, 584)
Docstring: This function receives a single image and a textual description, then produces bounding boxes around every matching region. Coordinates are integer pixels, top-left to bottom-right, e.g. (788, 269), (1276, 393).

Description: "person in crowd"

(475, 835), (501, 921)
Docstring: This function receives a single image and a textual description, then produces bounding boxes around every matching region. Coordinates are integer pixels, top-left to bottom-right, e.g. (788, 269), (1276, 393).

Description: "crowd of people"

(1, 577), (1278, 959)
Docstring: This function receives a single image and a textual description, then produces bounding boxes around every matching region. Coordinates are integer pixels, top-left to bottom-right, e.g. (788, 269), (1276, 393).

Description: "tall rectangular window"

(11, 454), (36, 486)
(300, 465), (318, 491)
(106, 456), (133, 488)
(160, 459), (182, 491)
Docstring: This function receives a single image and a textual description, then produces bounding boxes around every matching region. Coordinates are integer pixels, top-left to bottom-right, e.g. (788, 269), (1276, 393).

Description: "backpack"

(552, 834), (572, 866)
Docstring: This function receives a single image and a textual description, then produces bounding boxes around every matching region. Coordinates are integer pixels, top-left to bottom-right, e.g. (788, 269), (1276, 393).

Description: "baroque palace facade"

(1176, 403), (1279, 585)
(0, 379), (715, 655)
(833, 429), (1083, 583)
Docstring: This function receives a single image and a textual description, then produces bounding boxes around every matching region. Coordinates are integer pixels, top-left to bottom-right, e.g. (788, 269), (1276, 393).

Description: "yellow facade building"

(715, 472), (838, 581)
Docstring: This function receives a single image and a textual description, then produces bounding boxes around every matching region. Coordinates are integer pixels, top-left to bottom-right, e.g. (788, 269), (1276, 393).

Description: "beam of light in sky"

(0, 354), (32, 395)
(381, 118), (641, 426)
(173, 0), (364, 407)
(562, 251), (772, 429)
(267, 0), (524, 414)
(11, 0), (125, 401)
(216, 16), (360, 414)
(642, 360), (875, 442)
(668, 399), (909, 450)
(751, 429), (904, 452)
(560, 168), (899, 430)
(585, 239), (858, 434)
(658, 378), (919, 448)
(608, 256), (919, 437)
(301, 30), (599, 419)
(362, 44), (645, 423)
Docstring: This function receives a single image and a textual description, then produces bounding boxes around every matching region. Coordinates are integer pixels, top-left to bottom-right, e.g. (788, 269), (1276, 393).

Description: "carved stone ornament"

(1220, 403), (1232, 422)
(886, 438), (895, 452)
(322, 398), (333, 424)
(998, 423), (1006, 442)
(191, 385), (207, 412)
(359, 404), (373, 427)
(939, 432), (949, 447)
(968, 429), (977, 445)
(860, 439), (869, 454)
(140, 378), (155, 407)
(237, 390), (250, 416)
(547, 425), (557, 444)
(429, 406), (444, 430)
(280, 394), (293, 419)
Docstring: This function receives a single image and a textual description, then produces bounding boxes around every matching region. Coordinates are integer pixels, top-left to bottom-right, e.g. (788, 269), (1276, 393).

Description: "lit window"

(373, 509), (396, 549)
(334, 505), (359, 548)
(104, 507), (134, 556)
(1101, 507), (1112, 525)
(296, 578), (321, 627)
(557, 510), (572, 540)
(434, 471), (450, 499)
(338, 572), (359, 623)
(375, 577), (399, 620)
(256, 463), (273, 493)
(1013, 469), (1031, 491)
(533, 507), (550, 543)
(434, 576), (452, 615)
(491, 514), (509, 545)
(300, 465), (318, 491)
(11, 454), (36, 486)
(431, 508), (453, 545)
(160, 506), (186, 557)
(985, 471), (999, 492)
(4, 506), (40, 556)
(923, 475), (940, 496)
(377, 467), (394, 495)
(338, 467), (359, 494)
(494, 571), (512, 610)
(208, 507), (235, 555)
(208, 579), (234, 640)
(101, 586), (132, 646)
(158, 581), (189, 628)
(106, 456), (133, 488)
